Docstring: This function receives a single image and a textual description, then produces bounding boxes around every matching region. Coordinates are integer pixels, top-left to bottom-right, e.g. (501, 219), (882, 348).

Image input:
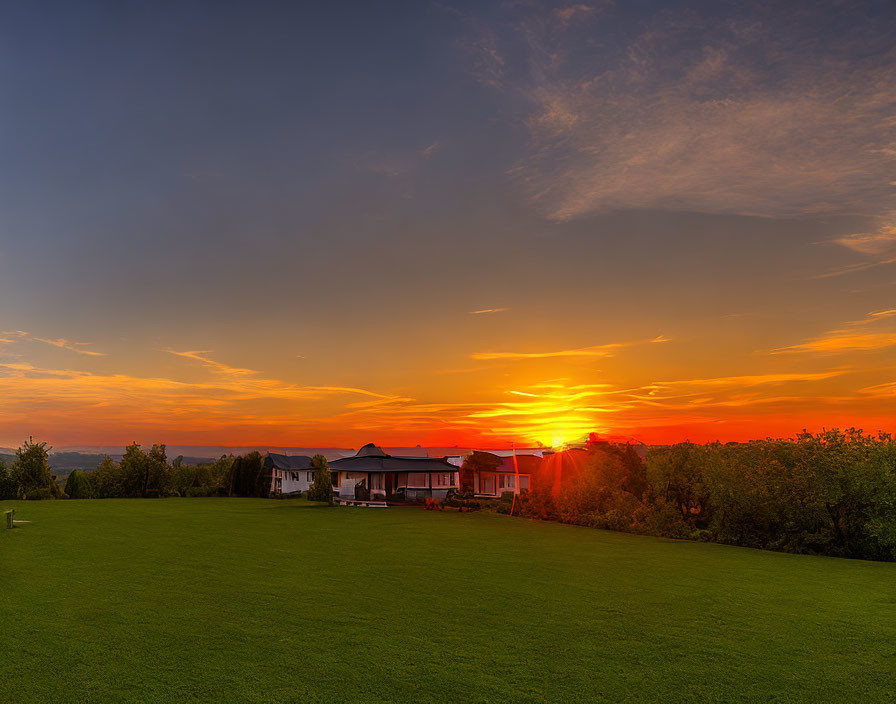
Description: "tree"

(11, 438), (62, 499)
(0, 458), (18, 500)
(460, 451), (502, 492)
(120, 443), (147, 497)
(246, 451), (268, 498)
(229, 452), (267, 497)
(91, 456), (124, 498)
(64, 470), (93, 499)
(306, 455), (333, 504)
(145, 444), (170, 497)
(646, 442), (709, 525)
(118, 442), (170, 497)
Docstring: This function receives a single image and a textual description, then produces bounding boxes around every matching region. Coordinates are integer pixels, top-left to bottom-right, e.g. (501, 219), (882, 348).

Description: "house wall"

(272, 468), (317, 494)
(333, 470), (459, 501)
(474, 471), (529, 496)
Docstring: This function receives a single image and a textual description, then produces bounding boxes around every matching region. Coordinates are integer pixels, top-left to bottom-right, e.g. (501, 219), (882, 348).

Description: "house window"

(519, 475), (530, 490)
(498, 475), (516, 489)
(306, 471), (314, 482)
(332, 472), (340, 487)
(371, 474), (383, 490)
(432, 472), (452, 487)
(407, 473), (428, 488)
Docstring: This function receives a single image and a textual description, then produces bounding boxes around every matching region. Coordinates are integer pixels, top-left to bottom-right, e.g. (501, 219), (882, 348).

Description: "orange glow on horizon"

(2, 310), (895, 449)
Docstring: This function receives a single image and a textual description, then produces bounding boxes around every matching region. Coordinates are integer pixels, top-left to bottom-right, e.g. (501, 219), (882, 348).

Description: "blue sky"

(0, 1), (894, 447)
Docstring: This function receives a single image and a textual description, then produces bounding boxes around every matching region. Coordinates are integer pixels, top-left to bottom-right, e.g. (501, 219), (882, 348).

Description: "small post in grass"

(5, 509), (14, 529)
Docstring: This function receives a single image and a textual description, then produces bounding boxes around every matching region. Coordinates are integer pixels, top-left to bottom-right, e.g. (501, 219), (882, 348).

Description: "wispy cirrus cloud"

(471, 343), (623, 360)
(859, 380), (896, 397)
(771, 332), (896, 354)
(643, 370), (849, 394)
(471, 335), (667, 360)
(469, 307), (510, 315)
(166, 349), (258, 376)
(768, 310), (896, 354)
(808, 256), (896, 280)
(1, 330), (106, 356)
(465, 2), (896, 260)
(0, 355), (413, 443)
(165, 350), (407, 401)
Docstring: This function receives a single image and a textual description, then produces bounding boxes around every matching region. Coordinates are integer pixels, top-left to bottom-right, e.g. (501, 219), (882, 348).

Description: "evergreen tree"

(307, 455), (333, 504)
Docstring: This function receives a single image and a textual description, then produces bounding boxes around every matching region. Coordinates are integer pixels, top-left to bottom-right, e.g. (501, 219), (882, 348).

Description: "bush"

(186, 486), (214, 497)
(443, 489), (481, 511)
(25, 486), (62, 501)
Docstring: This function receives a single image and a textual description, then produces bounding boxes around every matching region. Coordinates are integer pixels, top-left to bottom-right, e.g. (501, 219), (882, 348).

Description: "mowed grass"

(1, 500), (894, 703)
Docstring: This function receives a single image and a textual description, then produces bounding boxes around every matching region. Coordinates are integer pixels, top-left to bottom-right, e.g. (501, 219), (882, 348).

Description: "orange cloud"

(770, 333), (896, 354)
(166, 349), (258, 376)
(767, 310), (896, 354)
(471, 336), (667, 360)
(645, 370), (849, 391)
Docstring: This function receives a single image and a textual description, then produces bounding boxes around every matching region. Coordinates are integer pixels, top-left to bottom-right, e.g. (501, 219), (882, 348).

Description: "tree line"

(515, 429), (896, 561)
(0, 441), (274, 500)
(3, 429), (893, 560)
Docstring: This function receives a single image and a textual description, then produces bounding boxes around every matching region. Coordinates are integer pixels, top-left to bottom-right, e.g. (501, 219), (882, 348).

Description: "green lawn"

(1, 499), (893, 703)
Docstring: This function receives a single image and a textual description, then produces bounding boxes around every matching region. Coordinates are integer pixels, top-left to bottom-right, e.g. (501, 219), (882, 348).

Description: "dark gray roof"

(264, 453), (314, 470)
(330, 451), (458, 473)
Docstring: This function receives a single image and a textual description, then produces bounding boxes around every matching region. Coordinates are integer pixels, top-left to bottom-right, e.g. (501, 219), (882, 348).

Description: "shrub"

(443, 489), (481, 511)
(186, 486), (214, 498)
(25, 486), (61, 501)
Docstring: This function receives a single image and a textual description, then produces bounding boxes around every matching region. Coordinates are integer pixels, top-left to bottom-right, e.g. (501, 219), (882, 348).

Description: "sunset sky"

(1, 0), (895, 449)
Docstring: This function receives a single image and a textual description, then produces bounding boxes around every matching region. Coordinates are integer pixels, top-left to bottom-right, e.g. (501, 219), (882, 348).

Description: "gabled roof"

(264, 453), (314, 470)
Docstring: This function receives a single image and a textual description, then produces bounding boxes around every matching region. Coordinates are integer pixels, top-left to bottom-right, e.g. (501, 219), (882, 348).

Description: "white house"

(447, 451), (543, 497)
(328, 443), (460, 502)
(263, 453), (316, 495)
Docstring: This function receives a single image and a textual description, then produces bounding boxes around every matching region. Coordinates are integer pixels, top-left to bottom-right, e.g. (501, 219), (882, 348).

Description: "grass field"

(1, 499), (893, 703)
